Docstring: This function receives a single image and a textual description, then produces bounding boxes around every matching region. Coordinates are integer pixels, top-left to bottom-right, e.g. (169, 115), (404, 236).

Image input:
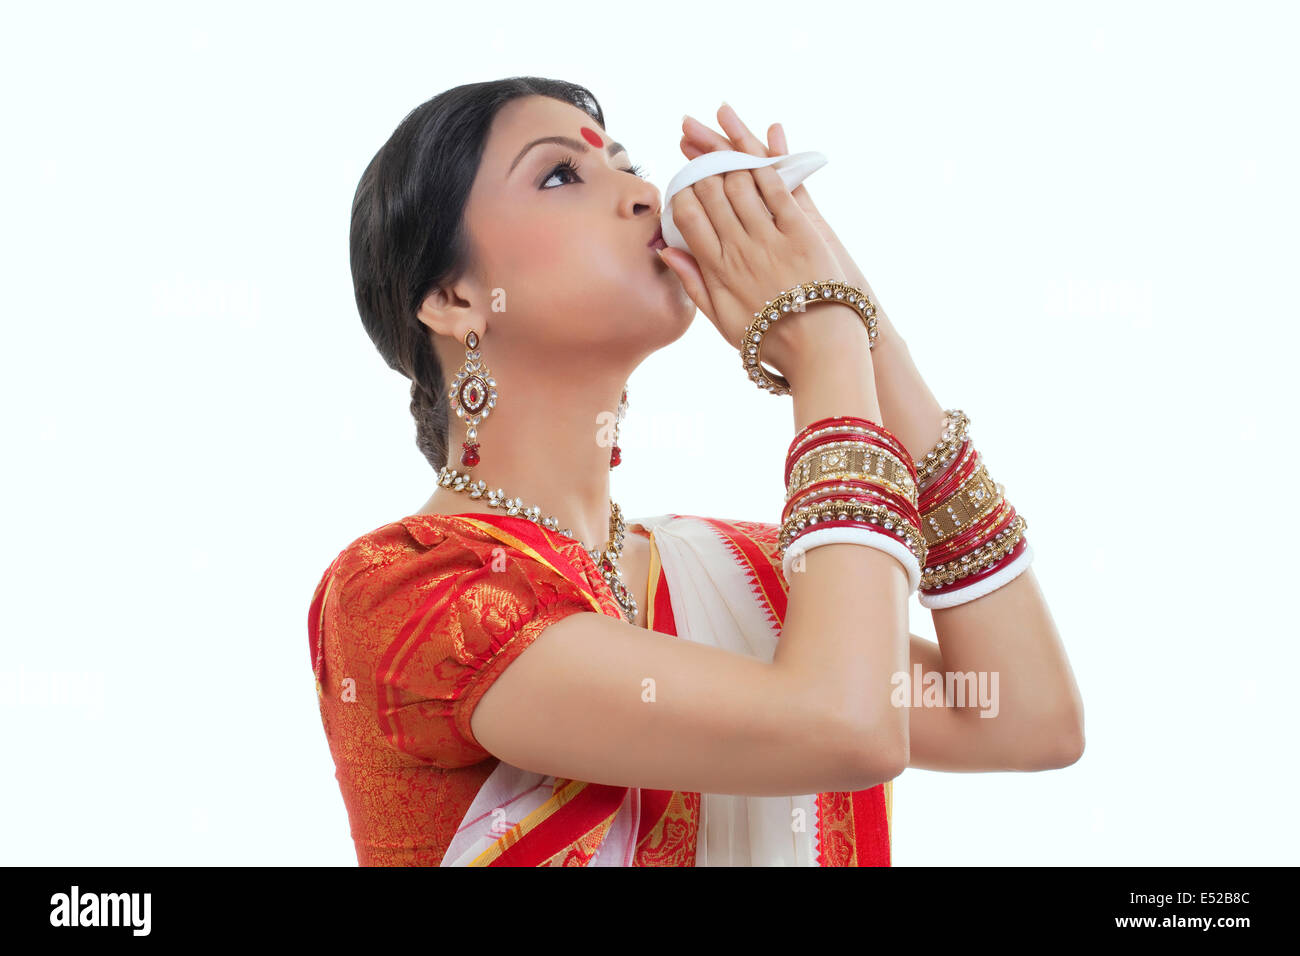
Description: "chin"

(669, 283), (696, 327)
(677, 307), (697, 339)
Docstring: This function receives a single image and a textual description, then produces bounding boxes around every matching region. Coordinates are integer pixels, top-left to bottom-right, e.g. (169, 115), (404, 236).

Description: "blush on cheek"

(502, 220), (571, 274)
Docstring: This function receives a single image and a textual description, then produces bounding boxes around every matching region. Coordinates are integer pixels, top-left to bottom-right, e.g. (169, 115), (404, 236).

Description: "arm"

(680, 105), (1084, 771)
(473, 334), (910, 797)
(906, 608), (1083, 772)
(872, 330), (1085, 772)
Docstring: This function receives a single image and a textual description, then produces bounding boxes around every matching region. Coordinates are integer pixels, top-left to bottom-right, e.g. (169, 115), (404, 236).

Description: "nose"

(624, 176), (662, 221)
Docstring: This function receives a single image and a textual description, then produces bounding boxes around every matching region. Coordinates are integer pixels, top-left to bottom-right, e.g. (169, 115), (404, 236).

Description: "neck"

(432, 363), (629, 551)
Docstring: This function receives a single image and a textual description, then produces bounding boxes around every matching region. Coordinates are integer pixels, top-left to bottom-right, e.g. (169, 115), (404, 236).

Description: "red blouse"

(306, 512), (699, 865)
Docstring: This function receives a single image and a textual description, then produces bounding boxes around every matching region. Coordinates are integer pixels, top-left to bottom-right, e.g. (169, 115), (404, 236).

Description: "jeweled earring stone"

(450, 329), (496, 468)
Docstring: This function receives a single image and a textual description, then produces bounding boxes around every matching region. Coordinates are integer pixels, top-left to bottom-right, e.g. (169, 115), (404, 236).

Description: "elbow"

(1051, 721), (1086, 768)
(842, 713), (909, 789)
(1023, 715), (1085, 770)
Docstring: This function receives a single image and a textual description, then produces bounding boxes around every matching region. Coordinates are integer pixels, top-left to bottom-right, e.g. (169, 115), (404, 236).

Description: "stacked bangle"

(742, 279), (878, 396)
(915, 409), (969, 490)
(779, 415), (925, 592)
(913, 409), (1034, 609)
(753, 274), (1032, 607)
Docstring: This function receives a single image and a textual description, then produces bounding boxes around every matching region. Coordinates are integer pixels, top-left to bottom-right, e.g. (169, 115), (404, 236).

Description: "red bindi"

(579, 126), (603, 148)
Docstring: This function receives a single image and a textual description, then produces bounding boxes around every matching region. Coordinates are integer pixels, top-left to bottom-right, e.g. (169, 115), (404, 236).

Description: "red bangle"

(789, 416), (911, 466)
(790, 415), (909, 457)
(784, 515), (923, 567)
(919, 440), (978, 510)
(923, 535), (1028, 594)
(784, 480), (922, 528)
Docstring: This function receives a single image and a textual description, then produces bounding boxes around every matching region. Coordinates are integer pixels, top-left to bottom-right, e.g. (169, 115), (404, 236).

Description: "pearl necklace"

(434, 465), (639, 625)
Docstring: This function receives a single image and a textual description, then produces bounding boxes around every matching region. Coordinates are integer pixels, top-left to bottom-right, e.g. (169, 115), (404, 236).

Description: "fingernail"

(720, 100), (731, 111)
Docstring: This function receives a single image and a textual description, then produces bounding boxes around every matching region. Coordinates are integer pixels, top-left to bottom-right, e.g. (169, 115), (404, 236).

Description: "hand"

(679, 104), (886, 333)
(656, 159), (860, 378)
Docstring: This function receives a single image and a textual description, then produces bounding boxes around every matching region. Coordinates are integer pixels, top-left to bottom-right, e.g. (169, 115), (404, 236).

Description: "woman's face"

(456, 95), (694, 358)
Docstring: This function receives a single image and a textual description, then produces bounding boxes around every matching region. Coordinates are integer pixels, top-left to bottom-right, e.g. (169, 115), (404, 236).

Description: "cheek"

(498, 217), (568, 273)
(471, 204), (577, 282)
(500, 216), (608, 279)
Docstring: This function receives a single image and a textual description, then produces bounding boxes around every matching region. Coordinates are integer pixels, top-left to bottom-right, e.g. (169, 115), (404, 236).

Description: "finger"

(682, 114), (734, 154)
(789, 177), (825, 219)
(669, 186), (721, 266)
(747, 162), (803, 235)
(679, 136), (706, 161)
(690, 175), (748, 252)
(717, 103), (772, 157)
(684, 112), (774, 170)
(677, 144), (778, 237)
(768, 122), (789, 156)
(722, 168), (778, 239)
(656, 247), (715, 325)
(767, 121), (818, 212)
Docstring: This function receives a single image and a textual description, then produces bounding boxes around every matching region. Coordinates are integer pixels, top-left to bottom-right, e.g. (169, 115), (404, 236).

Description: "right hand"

(656, 164), (862, 379)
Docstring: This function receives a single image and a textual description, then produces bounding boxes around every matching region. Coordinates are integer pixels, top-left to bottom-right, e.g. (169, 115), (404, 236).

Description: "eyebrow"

(507, 135), (627, 178)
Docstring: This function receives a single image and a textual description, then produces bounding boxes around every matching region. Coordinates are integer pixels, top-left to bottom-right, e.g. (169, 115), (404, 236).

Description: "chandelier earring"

(610, 384), (628, 469)
(448, 329), (496, 468)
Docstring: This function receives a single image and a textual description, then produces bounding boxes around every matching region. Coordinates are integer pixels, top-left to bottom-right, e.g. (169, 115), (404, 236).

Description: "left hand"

(679, 104), (880, 312)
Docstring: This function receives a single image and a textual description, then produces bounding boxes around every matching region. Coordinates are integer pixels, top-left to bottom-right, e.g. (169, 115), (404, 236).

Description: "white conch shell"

(660, 149), (828, 254)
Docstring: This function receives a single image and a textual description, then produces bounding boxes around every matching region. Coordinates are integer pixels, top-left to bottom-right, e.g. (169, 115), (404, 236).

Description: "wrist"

(869, 310), (906, 355)
(764, 303), (873, 390)
(787, 334), (882, 433)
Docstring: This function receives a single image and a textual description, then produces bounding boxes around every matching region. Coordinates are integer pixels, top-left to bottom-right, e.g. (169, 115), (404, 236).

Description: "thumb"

(657, 246), (715, 320)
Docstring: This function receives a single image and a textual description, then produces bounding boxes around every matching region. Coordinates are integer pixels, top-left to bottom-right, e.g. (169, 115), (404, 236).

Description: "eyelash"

(543, 155), (647, 188)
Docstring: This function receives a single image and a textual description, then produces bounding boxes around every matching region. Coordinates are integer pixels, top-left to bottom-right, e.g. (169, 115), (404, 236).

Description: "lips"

(648, 223), (667, 250)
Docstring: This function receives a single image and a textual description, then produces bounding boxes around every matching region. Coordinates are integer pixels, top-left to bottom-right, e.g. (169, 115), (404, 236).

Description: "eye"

(540, 157), (649, 189)
(541, 156), (582, 189)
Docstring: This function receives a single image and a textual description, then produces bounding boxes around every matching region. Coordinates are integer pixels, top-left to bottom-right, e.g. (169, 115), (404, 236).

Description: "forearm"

(925, 571), (1084, 767)
(867, 311), (1084, 764)
(775, 313), (911, 751)
(852, 312), (949, 480)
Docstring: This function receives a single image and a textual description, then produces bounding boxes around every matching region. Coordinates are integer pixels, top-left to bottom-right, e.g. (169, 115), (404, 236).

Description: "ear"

(416, 282), (457, 335)
(416, 283), (470, 338)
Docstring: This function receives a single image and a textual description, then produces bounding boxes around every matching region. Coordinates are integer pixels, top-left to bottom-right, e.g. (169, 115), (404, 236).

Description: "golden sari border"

(469, 777), (628, 867)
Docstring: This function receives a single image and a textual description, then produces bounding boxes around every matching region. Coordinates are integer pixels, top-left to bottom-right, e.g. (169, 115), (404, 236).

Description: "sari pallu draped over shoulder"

(438, 513), (893, 867)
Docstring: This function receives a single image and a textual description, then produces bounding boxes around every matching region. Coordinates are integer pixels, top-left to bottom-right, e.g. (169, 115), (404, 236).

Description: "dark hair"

(349, 77), (605, 471)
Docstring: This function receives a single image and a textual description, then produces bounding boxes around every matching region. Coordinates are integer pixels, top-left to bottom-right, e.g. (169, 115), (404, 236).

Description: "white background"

(2, 0), (1295, 865)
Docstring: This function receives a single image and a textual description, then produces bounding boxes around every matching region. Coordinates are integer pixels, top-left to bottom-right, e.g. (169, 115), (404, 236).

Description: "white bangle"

(781, 525), (922, 594)
(918, 542), (1035, 610)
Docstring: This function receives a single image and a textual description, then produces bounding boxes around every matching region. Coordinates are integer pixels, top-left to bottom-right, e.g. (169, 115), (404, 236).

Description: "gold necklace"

(434, 466), (638, 625)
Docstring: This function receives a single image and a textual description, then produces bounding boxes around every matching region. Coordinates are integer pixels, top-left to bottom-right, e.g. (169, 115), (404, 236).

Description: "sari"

(433, 512), (892, 867)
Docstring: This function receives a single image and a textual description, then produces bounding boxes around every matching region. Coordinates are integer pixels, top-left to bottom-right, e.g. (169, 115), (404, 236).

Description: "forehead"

(483, 95), (603, 163)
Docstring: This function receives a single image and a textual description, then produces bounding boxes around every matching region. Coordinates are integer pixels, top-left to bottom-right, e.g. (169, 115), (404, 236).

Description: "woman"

(308, 76), (1085, 866)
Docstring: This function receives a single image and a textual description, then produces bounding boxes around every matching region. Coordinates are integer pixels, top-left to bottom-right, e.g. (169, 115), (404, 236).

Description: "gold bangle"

(921, 513), (1027, 590)
(916, 409), (971, 488)
(741, 279), (878, 396)
(780, 497), (927, 568)
(787, 440), (917, 507)
(920, 460), (1004, 547)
